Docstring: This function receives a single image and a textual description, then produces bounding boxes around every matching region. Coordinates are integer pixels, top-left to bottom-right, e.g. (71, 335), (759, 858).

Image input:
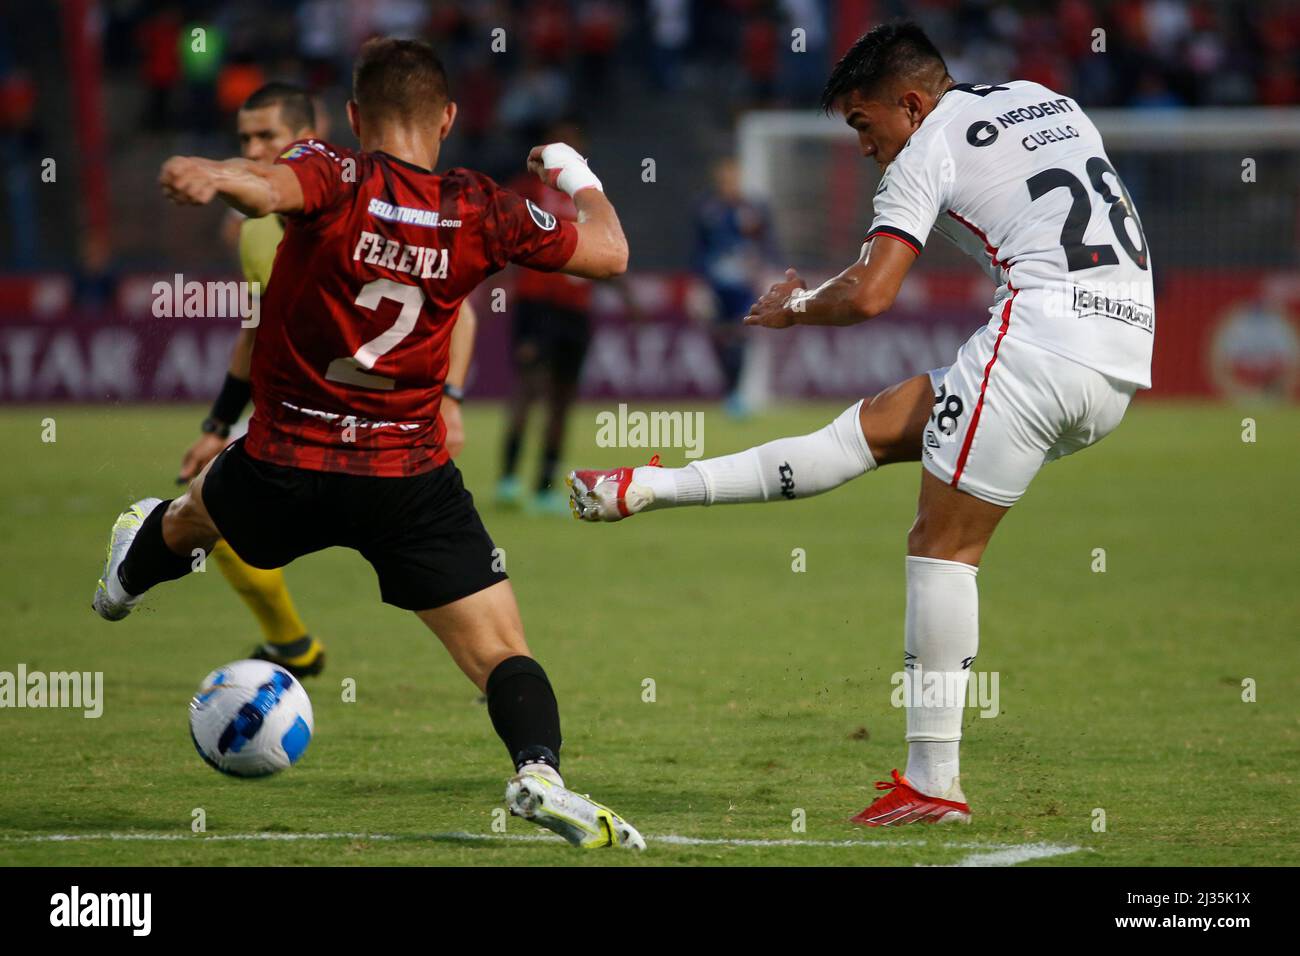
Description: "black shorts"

(511, 300), (591, 386)
(201, 438), (507, 611)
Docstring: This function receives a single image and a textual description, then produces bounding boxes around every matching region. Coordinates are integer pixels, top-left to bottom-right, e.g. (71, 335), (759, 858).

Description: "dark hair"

(820, 21), (949, 113)
(352, 37), (450, 123)
(241, 82), (317, 133)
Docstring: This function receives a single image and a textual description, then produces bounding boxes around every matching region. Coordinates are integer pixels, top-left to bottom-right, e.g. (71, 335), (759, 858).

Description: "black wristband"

(200, 416), (231, 439)
(209, 373), (252, 426)
(443, 382), (465, 403)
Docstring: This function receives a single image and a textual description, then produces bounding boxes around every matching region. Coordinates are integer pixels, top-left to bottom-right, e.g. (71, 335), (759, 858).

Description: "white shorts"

(921, 326), (1137, 508)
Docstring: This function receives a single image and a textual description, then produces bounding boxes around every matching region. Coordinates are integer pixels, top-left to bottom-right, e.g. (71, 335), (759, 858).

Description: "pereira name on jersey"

(246, 139), (577, 477)
(866, 81), (1154, 388)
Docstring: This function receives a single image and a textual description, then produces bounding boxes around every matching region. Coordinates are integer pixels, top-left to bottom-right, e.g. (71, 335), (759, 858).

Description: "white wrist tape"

(540, 142), (603, 197)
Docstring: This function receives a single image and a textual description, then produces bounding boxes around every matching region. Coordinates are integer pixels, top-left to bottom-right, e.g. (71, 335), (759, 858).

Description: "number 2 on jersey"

(1027, 158), (1148, 272)
(325, 278), (424, 390)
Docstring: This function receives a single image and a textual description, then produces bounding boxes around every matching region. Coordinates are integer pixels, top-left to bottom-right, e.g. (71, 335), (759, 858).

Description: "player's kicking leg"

(564, 374), (989, 826)
(571, 328), (1135, 827)
(92, 485), (220, 621)
(568, 373), (985, 826)
(416, 582), (644, 850)
(93, 448), (325, 681)
(93, 440), (644, 849)
(92, 497), (168, 620)
(569, 338), (1128, 832)
(568, 373), (933, 520)
(344, 454), (642, 849)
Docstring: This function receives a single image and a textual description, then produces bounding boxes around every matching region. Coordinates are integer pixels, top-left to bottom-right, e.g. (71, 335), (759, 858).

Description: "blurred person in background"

(648, 0), (691, 92)
(692, 154), (779, 417)
(296, 0), (348, 87)
(740, 9), (780, 106)
(778, 0), (829, 103)
(366, 0), (431, 39)
(0, 55), (39, 268)
(216, 56), (268, 117)
(497, 56), (573, 140)
(179, 8), (224, 145)
(576, 0), (624, 90)
(136, 2), (183, 131)
(497, 119), (635, 514)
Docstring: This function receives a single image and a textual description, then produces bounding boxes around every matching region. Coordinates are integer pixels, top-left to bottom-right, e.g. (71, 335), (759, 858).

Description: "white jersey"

(867, 81), (1154, 388)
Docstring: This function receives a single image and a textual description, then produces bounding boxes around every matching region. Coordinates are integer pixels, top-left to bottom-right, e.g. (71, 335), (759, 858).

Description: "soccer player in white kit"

(568, 21), (1155, 826)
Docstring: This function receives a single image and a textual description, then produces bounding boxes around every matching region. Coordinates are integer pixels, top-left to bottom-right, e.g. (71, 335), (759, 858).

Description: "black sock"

(502, 432), (522, 479)
(486, 655), (562, 772)
(537, 447), (560, 493)
(117, 500), (197, 596)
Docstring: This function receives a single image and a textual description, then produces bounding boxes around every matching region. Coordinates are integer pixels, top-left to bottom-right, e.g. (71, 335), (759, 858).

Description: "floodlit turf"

(0, 402), (1296, 866)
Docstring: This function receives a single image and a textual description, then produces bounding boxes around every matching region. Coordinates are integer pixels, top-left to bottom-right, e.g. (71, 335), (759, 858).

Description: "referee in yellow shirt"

(176, 82), (477, 676)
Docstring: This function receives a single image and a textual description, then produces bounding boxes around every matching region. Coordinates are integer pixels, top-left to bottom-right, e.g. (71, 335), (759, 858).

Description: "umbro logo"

(777, 462), (796, 499)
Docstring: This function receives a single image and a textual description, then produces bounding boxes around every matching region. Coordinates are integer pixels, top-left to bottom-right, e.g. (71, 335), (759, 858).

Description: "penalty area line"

(1, 831), (1084, 863)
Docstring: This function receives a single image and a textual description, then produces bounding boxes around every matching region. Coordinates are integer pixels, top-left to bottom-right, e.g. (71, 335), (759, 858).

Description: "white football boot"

(506, 765), (646, 850)
(566, 454), (661, 522)
(91, 497), (163, 621)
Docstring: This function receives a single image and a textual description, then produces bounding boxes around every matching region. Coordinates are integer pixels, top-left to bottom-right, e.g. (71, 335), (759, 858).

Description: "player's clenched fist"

(744, 268), (808, 329)
(159, 156), (219, 205)
(527, 143), (603, 197)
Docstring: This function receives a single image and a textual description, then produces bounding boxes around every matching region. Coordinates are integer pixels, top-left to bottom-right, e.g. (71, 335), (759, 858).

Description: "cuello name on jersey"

(352, 230), (449, 279)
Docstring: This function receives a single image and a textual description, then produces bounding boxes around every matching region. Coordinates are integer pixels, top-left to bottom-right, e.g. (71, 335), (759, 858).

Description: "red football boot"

(566, 454), (661, 522)
(850, 769), (972, 827)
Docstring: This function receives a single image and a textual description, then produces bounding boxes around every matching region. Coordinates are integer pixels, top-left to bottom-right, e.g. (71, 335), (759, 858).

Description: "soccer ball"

(189, 659), (314, 778)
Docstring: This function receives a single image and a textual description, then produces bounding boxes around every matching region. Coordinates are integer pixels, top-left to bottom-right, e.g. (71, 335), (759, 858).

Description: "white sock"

(902, 556), (979, 797)
(636, 401), (875, 508)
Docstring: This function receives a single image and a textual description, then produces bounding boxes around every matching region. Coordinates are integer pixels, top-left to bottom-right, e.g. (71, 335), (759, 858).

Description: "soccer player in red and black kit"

(91, 38), (644, 849)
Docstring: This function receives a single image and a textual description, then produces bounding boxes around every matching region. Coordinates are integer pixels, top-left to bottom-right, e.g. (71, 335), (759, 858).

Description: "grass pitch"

(0, 402), (1296, 866)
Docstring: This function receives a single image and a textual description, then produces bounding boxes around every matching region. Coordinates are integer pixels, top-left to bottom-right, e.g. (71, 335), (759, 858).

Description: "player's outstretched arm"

(528, 143), (628, 279)
(744, 235), (916, 329)
(159, 156), (304, 218)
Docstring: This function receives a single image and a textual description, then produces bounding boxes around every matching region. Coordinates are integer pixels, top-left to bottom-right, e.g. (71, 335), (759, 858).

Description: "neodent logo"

(49, 886), (151, 936)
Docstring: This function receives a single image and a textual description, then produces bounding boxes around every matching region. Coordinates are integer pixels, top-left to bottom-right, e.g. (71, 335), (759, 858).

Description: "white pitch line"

(1, 831), (1084, 863)
(953, 843), (1083, 867)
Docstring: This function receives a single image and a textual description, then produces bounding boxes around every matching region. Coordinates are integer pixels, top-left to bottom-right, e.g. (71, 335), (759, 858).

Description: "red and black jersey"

(508, 173), (592, 312)
(246, 139), (578, 476)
